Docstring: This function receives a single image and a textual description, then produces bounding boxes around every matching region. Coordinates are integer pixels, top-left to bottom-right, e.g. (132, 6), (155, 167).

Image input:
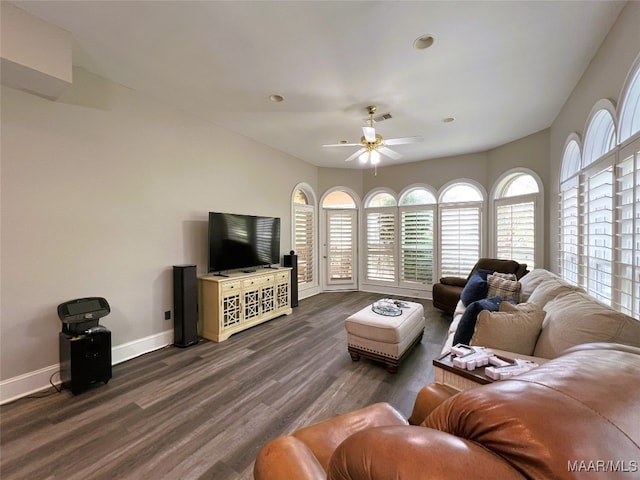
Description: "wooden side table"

(433, 352), (494, 392)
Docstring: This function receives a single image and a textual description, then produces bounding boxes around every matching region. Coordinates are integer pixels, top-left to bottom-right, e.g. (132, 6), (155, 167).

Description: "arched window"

(364, 190), (398, 284)
(619, 58), (640, 143)
(438, 182), (484, 277)
(583, 104), (616, 167)
(323, 190), (356, 208)
(561, 138), (581, 182)
(559, 137), (582, 285)
(292, 184), (316, 290)
(579, 103), (617, 304)
(398, 186), (437, 286)
(492, 170), (541, 269)
(322, 189), (358, 288)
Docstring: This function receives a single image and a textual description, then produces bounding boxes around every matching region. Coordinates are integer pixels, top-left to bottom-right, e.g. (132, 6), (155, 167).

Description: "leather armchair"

(432, 258), (528, 316)
(254, 343), (640, 480)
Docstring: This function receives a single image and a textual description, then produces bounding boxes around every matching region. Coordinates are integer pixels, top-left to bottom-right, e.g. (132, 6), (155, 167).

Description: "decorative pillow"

(491, 272), (517, 281)
(470, 310), (545, 356)
(487, 274), (521, 303)
(460, 271), (489, 306)
(452, 296), (502, 345)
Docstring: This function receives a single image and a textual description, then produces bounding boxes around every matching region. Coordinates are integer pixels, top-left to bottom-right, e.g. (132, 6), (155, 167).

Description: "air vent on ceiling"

(374, 112), (393, 122)
(363, 112), (393, 123)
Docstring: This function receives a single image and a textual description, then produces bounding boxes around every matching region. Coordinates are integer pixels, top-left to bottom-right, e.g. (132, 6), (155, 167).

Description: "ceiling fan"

(322, 105), (423, 165)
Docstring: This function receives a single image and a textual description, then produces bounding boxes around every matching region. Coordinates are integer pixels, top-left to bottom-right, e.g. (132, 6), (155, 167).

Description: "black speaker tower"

(173, 265), (199, 347)
(283, 250), (298, 307)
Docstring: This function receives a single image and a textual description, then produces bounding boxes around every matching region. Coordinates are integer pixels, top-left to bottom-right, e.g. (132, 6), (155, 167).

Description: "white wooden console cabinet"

(199, 267), (293, 342)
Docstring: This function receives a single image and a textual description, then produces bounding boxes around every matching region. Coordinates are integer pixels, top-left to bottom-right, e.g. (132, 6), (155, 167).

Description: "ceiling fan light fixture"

(370, 150), (381, 165)
(359, 151), (369, 163)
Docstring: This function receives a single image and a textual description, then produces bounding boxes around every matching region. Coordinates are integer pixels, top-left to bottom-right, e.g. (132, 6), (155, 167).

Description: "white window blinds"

(400, 207), (434, 285)
(581, 160), (614, 305)
(440, 205), (481, 277)
(616, 144), (640, 318)
(496, 197), (536, 268)
(294, 204), (314, 285)
(365, 209), (396, 282)
(327, 210), (354, 281)
(559, 180), (580, 286)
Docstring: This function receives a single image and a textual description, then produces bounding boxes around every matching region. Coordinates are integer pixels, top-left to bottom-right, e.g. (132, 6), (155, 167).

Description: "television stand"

(199, 267), (293, 342)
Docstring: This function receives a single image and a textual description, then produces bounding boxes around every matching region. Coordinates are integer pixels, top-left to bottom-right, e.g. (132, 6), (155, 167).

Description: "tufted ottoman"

(345, 301), (425, 373)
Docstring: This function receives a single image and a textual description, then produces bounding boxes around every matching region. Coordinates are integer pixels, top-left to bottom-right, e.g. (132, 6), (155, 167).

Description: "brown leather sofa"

(254, 343), (640, 479)
(432, 258), (528, 316)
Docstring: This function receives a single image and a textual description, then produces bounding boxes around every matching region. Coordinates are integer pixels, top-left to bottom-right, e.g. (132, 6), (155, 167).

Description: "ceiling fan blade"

(322, 142), (362, 147)
(383, 136), (423, 146)
(345, 148), (366, 162)
(378, 146), (402, 160)
(362, 126), (376, 143)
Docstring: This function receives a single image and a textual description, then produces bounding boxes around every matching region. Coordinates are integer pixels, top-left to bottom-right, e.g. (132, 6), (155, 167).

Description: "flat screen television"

(208, 212), (281, 273)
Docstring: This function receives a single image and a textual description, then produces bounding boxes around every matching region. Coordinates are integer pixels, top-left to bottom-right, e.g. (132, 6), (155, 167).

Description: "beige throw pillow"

(470, 310), (545, 356)
(487, 274), (522, 303)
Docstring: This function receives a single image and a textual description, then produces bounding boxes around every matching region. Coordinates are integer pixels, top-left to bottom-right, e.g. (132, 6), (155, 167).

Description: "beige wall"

(549, 1), (640, 271)
(362, 151), (489, 196)
(0, 68), (317, 382)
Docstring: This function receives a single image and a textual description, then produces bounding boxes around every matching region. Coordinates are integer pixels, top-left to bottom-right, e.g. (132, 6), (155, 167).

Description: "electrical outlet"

(164, 311), (171, 320)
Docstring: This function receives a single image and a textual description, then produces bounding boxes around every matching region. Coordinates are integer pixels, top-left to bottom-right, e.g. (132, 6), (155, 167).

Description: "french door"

(323, 209), (357, 290)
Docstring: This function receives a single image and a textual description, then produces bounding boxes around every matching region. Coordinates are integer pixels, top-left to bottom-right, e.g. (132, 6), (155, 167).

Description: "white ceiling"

(10, 0), (626, 168)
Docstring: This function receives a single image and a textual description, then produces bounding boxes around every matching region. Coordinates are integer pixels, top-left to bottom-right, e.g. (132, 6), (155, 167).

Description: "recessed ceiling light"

(269, 94), (284, 102)
(442, 117), (456, 123)
(413, 34), (434, 50)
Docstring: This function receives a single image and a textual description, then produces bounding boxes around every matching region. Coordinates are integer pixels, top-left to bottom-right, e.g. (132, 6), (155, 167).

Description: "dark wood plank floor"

(0, 291), (450, 480)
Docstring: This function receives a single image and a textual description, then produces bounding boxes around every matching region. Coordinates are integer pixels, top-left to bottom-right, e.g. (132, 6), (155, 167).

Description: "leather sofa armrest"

(438, 276), (468, 287)
(254, 436), (326, 480)
(408, 383), (458, 425)
(255, 402), (407, 478)
(328, 426), (525, 480)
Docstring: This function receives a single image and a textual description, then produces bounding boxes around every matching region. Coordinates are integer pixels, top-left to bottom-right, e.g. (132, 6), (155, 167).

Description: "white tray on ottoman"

(345, 301), (425, 373)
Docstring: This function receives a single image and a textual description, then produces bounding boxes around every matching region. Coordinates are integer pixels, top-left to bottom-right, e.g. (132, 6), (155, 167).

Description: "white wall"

(0, 67), (317, 397)
(549, 1), (640, 272)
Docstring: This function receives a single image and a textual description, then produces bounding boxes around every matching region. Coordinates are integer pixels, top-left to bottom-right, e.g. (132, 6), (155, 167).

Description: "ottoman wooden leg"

(349, 349), (360, 362)
(386, 362), (399, 374)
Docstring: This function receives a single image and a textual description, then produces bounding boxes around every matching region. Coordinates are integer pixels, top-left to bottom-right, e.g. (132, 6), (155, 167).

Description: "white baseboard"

(0, 330), (174, 405)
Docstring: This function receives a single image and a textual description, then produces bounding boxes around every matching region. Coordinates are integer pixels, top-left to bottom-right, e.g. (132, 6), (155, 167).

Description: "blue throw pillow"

(452, 296), (502, 346)
(460, 271), (489, 306)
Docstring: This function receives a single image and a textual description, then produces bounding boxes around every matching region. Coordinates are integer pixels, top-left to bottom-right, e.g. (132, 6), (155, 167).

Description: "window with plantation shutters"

(616, 141), (640, 318)
(560, 140), (581, 285)
(439, 183), (484, 278)
(294, 204), (314, 285)
(440, 205), (481, 277)
(560, 180), (580, 285)
(327, 209), (355, 282)
(495, 200), (535, 266)
(582, 159), (614, 305)
(365, 209), (396, 283)
(400, 207), (434, 285)
(293, 186), (316, 290)
(493, 172), (540, 269)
